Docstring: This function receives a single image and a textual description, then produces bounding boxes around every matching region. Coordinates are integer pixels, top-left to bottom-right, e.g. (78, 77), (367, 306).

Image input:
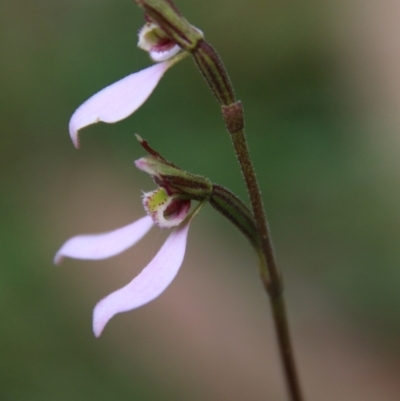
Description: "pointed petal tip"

(69, 130), (80, 149)
(92, 310), (105, 337)
(134, 158), (146, 170)
(134, 133), (143, 143)
(53, 252), (63, 265)
(68, 108), (86, 149)
(68, 123), (80, 149)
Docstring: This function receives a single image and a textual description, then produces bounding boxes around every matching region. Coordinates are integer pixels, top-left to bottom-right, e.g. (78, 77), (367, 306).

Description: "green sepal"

(135, 135), (212, 201)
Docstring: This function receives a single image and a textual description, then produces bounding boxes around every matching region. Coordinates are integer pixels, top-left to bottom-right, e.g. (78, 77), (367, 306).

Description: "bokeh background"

(1, 0), (400, 399)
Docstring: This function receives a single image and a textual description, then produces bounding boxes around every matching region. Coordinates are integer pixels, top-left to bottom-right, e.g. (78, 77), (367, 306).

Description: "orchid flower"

(54, 134), (216, 337)
(55, 128), (260, 336)
(69, 22), (192, 148)
(55, 178), (197, 337)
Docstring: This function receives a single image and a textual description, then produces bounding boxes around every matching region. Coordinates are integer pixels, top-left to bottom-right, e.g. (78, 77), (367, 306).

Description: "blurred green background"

(1, 0), (400, 400)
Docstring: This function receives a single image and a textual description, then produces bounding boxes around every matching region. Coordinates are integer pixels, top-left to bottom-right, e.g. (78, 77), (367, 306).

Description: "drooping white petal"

(93, 222), (191, 337)
(69, 62), (171, 148)
(149, 45), (180, 62)
(54, 216), (153, 264)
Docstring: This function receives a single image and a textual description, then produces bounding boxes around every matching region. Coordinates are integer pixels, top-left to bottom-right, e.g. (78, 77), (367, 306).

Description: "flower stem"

(229, 121), (304, 401)
(230, 126), (304, 401)
(206, 57), (304, 401)
(231, 126), (303, 401)
(271, 291), (304, 401)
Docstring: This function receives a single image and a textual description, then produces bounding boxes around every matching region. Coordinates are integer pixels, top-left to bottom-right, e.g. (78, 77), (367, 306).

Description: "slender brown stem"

(230, 130), (281, 293)
(230, 129), (304, 401)
(270, 292), (304, 401)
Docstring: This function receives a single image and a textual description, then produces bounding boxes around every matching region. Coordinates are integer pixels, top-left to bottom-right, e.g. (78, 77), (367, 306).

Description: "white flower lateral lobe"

(93, 221), (191, 337)
(149, 46), (180, 62)
(54, 216), (153, 263)
(69, 62), (172, 148)
(138, 22), (181, 62)
(143, 187), (191, 229)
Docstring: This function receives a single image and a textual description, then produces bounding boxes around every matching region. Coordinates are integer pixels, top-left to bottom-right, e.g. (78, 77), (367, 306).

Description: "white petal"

(69, 62), (171, 148)
(93, 222), (190, 337)
(54, 216), (153, 264)
(149, 44), (180, 62)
